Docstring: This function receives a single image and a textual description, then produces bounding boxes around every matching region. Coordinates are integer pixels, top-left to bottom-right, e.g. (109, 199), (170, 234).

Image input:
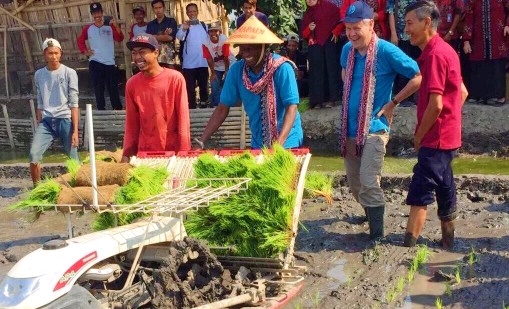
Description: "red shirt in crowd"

(122, 68), (191, 158)
(416, 34), (463, 150)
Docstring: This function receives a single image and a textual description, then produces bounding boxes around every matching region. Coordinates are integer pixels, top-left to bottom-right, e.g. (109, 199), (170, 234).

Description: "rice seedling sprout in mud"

(467, 246), (478, 265)
(304, 171), (333, 203)
(445, 282), (452, 297)
(407, 267), (415, 282)
(385, 287), (396, 303)
(435, 297), (443, 309)
(455, 264), (462, 284)
(396, 277), (405, 294)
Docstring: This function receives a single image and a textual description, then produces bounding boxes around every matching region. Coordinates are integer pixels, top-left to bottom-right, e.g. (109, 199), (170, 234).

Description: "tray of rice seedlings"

(304, 171), (333, 203)
(185, 145), (300, 258)
(92, 165), (169, 231)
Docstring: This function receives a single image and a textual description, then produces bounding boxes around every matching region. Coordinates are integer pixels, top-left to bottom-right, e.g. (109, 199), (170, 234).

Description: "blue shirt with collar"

(220, 53), (303, 149)
(340, 39), (419, 137)
(146, 16), (177, 41)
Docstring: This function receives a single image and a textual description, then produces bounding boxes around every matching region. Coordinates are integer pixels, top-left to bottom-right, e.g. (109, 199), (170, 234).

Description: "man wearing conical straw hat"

(195, 16), (303, 149)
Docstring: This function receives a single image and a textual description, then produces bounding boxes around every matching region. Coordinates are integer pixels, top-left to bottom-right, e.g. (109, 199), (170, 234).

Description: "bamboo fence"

(0, 0), (226, 97)
(0, 101), (251, 150)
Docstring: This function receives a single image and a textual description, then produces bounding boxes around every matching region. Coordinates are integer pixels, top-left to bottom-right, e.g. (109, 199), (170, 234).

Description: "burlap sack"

(56, 184), (120, 212)
(75, 162), (132, 187)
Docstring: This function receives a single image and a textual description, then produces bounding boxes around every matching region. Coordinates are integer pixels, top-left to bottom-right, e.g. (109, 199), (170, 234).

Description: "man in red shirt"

(121, 34), (191, 163)
(403, 1), (468, 249)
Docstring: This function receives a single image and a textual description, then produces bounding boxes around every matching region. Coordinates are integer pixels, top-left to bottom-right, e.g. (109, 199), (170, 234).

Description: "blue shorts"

(406, 147), (457, 221)
(29, 117), (79, 163)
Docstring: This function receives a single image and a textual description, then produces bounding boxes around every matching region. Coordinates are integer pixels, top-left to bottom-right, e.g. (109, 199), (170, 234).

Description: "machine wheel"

(39, 285), (102, 309)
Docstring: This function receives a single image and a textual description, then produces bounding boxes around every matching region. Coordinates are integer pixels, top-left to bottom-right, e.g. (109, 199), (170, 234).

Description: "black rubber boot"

(366, 206), (384, 240)
(440, 220), (455, 250)
(404, 232), (418, 247)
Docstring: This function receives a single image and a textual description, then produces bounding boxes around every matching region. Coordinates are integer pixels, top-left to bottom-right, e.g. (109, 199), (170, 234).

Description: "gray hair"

(405, 1), (440, 30)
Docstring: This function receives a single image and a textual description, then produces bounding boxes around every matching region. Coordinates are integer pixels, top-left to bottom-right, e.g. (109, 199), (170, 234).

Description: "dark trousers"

(394, 40), (421, 100)
(89, 60), (123, 110)
(307, 37), (344, 107)
(469, 59), (506, 100)
(183, 67), (209, 109)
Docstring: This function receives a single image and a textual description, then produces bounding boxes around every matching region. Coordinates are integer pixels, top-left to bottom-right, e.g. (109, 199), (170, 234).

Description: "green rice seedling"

(385, 287), (396, 303)
(415, 245), (432, 266)
(445, 282), (452, 297)
(186, 146), (299, 257)
(503, 300), (509, 309)
(304, 171), (333, 203)
(9, 179), (61, 213)
(396, 277), (406, 294)
(93, 166), (168, 230)
(467, 246), (478, 265)
(435, 297), (443, 309)
(66, 158), (80, 185)
(455, 265), (462, 284)
(407, 268), (415, 282)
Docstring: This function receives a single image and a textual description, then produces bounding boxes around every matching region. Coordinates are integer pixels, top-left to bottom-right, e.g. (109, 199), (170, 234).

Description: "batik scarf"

(340, 33), (380, 157)
(242, 51), (288, 146)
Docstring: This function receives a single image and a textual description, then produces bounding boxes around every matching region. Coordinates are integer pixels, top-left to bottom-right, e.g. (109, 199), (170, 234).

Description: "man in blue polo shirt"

(340, 1), (421, 240)
(195, 16), (303, 150)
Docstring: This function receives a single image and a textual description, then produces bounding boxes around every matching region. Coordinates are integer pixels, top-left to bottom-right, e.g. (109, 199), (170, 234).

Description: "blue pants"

(29, 118), (79, 163)
(406, 147), (457, 221)
(210, 70), (225, 107)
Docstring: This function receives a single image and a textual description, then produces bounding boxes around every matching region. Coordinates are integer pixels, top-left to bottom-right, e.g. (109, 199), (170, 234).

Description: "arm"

(444, 14), (462, 41)
(414, 93), (443, 151)
(68, 69), (79, 147)
(377, 72), (422, 124)
(110, 21), (124, 42)
(77, 25), (90, 54)
(121, 85), (140, 162)
(176, 24), (187, 41)
(71, 107), (79, 147)
(175, 74), (191, 151)
(35, 73), (43, 123)
(203, 45), (216, 80)
(460, 81), (468, 106)
(129, 24), (134, 40)
(275, 104), (298, 146)
(199, 104), (230, 145)
(388, 13), (398, 44)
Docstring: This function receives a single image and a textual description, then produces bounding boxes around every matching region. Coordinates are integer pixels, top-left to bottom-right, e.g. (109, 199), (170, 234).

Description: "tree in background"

(214, 0), (305, 36)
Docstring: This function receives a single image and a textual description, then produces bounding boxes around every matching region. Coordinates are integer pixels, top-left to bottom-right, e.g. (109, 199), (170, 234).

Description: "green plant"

(455, 265), (462, 284)
(407, 267), (415, 282)
(435, 297), (443, 309)
(298, 97), (309, 113)
(445, 282), (452, 297)
(385, 287), (396, 303)
(467, 246), (478, 265)
(396, 277), (406, 294)
(304, 171), (333, 202)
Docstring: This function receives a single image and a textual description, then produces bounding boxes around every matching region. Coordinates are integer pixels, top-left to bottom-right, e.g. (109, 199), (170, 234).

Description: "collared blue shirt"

(340, 39), (419, 137)
(146, 16), (177, 41)
(220, 54), (303, 149)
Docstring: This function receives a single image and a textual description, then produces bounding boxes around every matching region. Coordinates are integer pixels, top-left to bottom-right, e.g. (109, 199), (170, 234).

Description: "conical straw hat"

(227, 16), (283, 45)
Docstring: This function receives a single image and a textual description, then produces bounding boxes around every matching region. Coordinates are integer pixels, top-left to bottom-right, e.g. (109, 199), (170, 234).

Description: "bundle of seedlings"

(304, 171), (333, 203)
(185, 145), (299, 258)
(9, 179), (61, 213)
(92, 165), (169, 231)
(74, 161), (132, 187)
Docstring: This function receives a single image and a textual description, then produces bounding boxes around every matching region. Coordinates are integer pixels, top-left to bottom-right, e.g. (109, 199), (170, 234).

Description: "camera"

(189, 19), (200, 25)
(104, 15), (113, 25)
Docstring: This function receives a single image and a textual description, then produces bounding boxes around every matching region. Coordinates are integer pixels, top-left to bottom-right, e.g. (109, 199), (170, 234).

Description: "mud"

(1, 174), (509, 308)
(151, 237), (233, 309)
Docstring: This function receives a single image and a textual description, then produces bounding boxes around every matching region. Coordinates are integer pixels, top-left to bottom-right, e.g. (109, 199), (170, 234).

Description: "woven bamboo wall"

(0, 0), (224, 96)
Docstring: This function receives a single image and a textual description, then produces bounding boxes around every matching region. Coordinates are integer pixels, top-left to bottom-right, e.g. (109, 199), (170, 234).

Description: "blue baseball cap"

(342, 1), (374, 23)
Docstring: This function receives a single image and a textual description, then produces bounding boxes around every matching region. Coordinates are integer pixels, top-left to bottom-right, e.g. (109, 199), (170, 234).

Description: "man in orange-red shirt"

(121, 33), (190, 163)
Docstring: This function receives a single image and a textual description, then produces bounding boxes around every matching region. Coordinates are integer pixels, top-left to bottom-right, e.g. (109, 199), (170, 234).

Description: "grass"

(454, 265), (462, 284)
(445, 282), (452, 297)
(308, 153), (509, 175)
(467, 246), (478, 265)
(304, 171), (333, 203)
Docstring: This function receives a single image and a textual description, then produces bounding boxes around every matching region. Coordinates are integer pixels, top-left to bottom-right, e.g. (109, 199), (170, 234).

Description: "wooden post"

(119, 0), (132, 79)
(221, 5), (229, 36)
(29, 99), (37, 133)
(178, 0), (185, 24)
(12, 0), (35, 95)
(2, 27), (8, 101)
(1, 104), (14, 149)
(240, 104), (246, 149)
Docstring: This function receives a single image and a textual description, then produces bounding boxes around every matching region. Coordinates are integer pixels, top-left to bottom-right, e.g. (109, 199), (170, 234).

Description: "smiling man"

(340, 1), (421, 240)
(77, 2), (124, 110)
(403, 0), (468, 249)
(196, 16), (303, 150)
(121, 34), (191, 163)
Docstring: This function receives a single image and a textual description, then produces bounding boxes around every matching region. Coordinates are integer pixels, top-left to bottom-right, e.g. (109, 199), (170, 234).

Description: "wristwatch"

(391, 97), (400, 106)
